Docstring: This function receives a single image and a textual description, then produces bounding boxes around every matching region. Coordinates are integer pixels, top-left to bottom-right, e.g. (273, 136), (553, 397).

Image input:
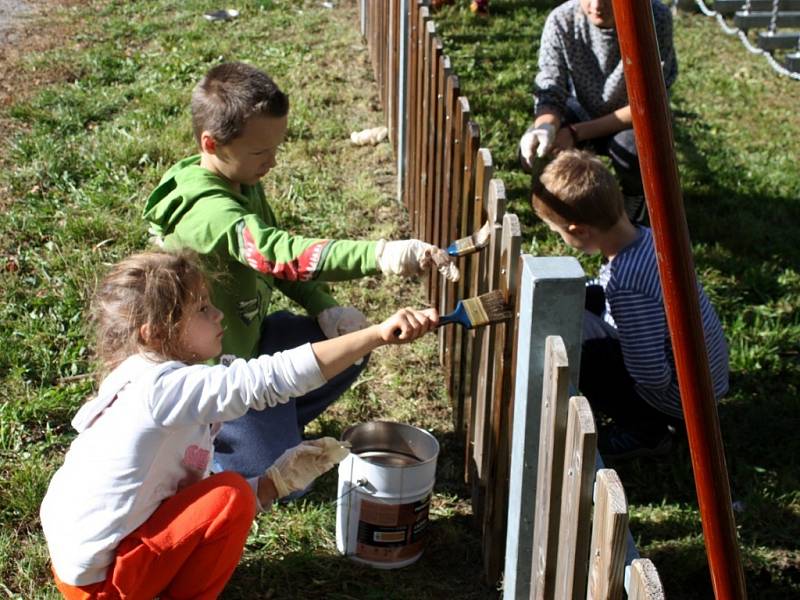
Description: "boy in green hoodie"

(144, 62), (458, 479)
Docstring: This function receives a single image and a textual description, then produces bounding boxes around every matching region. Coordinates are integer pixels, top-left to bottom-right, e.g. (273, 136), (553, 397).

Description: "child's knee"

(211, 471), (257, 523)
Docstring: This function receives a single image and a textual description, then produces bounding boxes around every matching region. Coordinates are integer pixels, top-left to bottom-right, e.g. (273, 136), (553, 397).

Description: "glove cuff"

(265, 465), (292, 499)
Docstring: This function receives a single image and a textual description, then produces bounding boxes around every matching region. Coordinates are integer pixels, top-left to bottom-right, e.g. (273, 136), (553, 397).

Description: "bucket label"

(355, 494), (431, 562)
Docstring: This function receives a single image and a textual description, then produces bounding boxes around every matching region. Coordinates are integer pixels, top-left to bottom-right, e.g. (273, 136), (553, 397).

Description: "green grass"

(1, 0), (798, 598)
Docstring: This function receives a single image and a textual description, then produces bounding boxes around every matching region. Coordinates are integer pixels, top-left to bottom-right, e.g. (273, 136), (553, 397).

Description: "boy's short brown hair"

(191, 62), (290, 145)
(532, 149), (624, 231)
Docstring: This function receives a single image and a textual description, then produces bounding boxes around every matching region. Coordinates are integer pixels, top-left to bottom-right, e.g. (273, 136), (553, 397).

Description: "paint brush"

(446, 221), (492, 257)
(437, 290), (512, 330)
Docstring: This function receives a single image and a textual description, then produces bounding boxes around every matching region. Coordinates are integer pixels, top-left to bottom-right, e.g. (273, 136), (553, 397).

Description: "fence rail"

(359, 2), (665, 597)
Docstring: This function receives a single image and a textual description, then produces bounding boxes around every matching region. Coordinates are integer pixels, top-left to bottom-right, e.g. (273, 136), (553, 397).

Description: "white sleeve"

(147, 343), (326, 427)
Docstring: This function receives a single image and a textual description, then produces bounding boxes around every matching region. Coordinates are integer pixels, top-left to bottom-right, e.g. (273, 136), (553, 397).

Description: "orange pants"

(53, 471), (256, 600)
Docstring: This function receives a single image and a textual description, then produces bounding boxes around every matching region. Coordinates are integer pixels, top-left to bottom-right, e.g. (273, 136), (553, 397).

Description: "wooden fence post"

(587, 469), (628, 600)
(481, 213), (522, 582)
(396, 0), (409, 203)
(554, 396), (597, 600)
(626, 558), (665, 600)
(504, 257), (585, 599)
(467, 179), (506, 513)
(448, 119), (480, 432)
(441, 95), (468, 367)
(529, 335), (571, 599)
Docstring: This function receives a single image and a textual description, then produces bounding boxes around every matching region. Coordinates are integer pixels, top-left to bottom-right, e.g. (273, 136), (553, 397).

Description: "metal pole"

(611, 1), (747, 597)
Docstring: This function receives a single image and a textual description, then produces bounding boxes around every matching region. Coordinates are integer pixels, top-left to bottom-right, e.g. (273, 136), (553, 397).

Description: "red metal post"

(610, 1), (747, 598)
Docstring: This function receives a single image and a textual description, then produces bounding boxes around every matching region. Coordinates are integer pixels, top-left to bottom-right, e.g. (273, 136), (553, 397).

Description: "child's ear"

(139, 323), (153, 344)
(567, 223), (587, 238)
(200, 131), (217, 154)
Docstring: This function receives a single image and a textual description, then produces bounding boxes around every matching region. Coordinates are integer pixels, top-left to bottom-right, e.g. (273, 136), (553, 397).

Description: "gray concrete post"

(504, 255), (585, 598)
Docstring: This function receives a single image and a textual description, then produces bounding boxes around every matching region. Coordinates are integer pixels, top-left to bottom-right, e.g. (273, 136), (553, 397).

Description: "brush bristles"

(461, 290), (512, 327)
(473, 221), (491, 246)
(450, 221), (492, 256)
(451, 237), (477, 255)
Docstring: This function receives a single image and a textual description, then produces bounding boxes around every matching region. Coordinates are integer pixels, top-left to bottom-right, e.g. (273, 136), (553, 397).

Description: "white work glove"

(265, 437), (351, 498)
(317, 306), (369, 339)
(375, 239), (460, 282)
(519, 122), (556, 168)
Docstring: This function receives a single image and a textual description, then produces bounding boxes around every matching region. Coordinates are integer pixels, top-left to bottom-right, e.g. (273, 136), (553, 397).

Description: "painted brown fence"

(358, 1), (665, 597)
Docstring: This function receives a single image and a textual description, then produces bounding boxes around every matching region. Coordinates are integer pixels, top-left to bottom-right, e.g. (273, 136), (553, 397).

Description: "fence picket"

(530, 335), (571, 600)
(555, 396), (597, 600)
(442, 96), (469, 375)
(463, 148), (493, 483)
(449, 120), (479, 432)
(481, 213), (522, 582)
(587, 469), (628, 600)
(627, 559), (665, 600)
(469, 179), (506, 514)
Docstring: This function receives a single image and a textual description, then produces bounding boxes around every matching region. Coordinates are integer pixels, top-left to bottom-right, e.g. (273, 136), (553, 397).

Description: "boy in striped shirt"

(532, 150), (729, 459)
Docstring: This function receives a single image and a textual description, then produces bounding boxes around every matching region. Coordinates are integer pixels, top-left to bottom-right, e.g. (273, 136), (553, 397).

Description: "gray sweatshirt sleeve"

(534, 13), (570, 118)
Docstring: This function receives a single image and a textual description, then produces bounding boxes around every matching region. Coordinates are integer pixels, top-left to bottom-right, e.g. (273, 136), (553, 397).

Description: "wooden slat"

(428, 53), (451, 306)
(554, 396), (597, 600)
(448, 119), (479, 430)
(481, 212), (522, 583)
(626, 559), (665, 600)
(441, 95), (468, 369)
(530, 335), (571, 600)
(412, 7), (431, 237)
(423, 32), (443, 264)
(469, 179), (506, 494)
(389, 0), (400, 151)
(403, 0), (419, 210)
(586, 469), (628, 600)
(438, 73), (460, 252)
(463, 148), (493, 483)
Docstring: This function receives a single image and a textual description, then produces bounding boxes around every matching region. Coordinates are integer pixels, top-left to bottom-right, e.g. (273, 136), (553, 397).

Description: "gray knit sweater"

(534, 0), (677, 120)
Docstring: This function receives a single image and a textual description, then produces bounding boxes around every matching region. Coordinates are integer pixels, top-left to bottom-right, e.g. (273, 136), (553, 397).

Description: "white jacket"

(40, 346), (325, 586)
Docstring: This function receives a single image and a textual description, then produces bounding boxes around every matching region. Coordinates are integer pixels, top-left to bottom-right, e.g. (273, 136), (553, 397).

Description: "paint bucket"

(336, 421), (439, 569)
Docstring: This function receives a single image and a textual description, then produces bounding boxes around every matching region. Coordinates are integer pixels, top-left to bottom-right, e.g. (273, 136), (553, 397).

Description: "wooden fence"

(359, 1), (665, 597)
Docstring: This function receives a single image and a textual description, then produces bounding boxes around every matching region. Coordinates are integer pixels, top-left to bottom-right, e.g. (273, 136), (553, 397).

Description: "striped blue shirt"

(597, 227), (729, 418)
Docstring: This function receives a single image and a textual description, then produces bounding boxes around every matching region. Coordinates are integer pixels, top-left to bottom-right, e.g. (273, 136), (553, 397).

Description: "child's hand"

(264, 437), (350, 498)
(375, 239), (460, 282)
(378, 307), (439, 343)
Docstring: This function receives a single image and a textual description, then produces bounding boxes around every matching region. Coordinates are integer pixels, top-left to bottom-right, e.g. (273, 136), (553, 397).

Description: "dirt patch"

(0, 0), (79, 110)
(0, 0), (77, 212)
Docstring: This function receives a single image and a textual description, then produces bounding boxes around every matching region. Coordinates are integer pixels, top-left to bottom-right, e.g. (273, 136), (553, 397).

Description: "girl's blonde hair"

(91, 250), (209, 371)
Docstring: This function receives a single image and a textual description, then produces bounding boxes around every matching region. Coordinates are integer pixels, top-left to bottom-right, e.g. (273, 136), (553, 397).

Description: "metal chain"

(693, 0), (800, 80)
(768, 0), (781, 34)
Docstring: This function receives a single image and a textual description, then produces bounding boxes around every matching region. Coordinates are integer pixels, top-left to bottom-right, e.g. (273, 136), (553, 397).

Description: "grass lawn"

(0, 0), (798, 598)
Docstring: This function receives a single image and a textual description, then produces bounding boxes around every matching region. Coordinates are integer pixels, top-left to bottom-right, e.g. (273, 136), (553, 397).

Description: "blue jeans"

(213, 311), (368, 478)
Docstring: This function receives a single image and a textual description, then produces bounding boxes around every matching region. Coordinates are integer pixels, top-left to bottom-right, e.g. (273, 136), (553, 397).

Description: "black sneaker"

(623, 195), (647, 225)
(598, 423), (672, 460)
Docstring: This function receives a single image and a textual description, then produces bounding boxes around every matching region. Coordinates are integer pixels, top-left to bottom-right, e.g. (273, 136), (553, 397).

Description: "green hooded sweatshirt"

(143, 155), (379, 360)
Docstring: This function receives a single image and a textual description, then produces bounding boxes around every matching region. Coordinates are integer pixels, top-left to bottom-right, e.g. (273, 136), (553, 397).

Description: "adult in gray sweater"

(519, 0), (677, 221)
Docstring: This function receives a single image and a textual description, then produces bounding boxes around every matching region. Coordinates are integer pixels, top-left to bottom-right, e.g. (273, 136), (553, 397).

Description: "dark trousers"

(580, 290), (679, 439)
(214, 311), (368, 478)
